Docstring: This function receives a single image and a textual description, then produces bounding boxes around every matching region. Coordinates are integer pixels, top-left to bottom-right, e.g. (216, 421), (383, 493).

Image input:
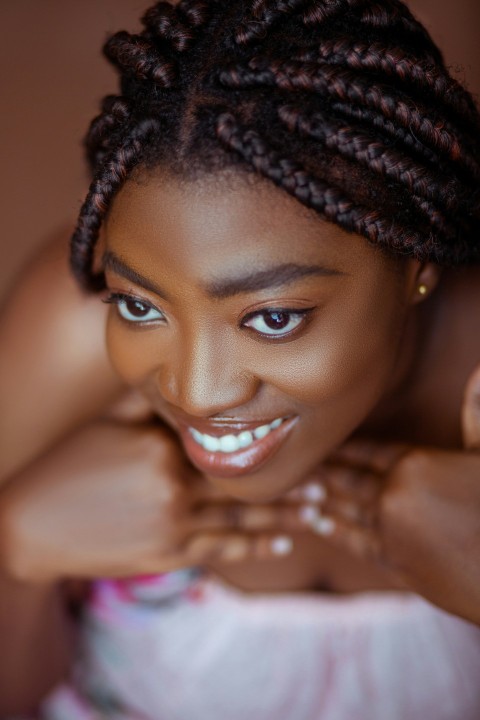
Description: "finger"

(307, 513), (382, 564)
(285, 481), (327, 503)
(320, 464), (380, 504)
(184, 532), (295, 564)
(329, 438), (409, 475)
(192, 503), (317, 534)
(462, 364), (480, 450)
(298, 497), (374, 529)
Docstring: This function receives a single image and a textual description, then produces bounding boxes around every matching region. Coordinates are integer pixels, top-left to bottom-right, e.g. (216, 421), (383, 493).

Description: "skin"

(0, 168), (480, 712)
(104, 169), (429, 503)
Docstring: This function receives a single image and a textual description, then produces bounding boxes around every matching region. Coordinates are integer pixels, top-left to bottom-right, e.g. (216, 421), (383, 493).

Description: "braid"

(71, 118), (160, 291)
(71, 0), (480, 290)
(278, 105), (473, 212)
(85, 95), (133, 171)
(220, 58), (478, 135)
(216, 112), (430, 258)
(104, 31), (178, 86)
(329, 101), (479, 179)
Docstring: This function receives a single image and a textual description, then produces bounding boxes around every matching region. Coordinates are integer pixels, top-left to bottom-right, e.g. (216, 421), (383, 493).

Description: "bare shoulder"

(0, 229), (124, 480)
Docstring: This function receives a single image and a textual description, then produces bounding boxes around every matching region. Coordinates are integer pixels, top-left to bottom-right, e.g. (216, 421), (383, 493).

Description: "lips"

(177, 416), (298, 478)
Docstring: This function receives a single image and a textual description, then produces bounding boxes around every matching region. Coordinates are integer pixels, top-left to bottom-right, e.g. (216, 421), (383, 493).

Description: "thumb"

(461, 364), (480, 450)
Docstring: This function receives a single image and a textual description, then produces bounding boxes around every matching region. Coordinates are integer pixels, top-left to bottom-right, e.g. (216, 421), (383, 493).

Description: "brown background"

(1, 0), (479, 297)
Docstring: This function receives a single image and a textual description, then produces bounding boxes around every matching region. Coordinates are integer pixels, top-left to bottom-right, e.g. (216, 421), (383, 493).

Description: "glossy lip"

(177, 416), (299, 478)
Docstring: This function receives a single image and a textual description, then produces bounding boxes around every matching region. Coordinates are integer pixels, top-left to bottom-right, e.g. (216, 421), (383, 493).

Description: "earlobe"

(409, 261), (442, 304)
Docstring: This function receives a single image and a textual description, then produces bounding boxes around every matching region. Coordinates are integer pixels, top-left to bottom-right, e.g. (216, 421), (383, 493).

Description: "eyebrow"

(206, 263), (344, 299)
(103, 250), (344, 301)
(103, 251), (171, 300)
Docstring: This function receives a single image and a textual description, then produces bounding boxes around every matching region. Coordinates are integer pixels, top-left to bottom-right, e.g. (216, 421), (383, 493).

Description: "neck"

(359, 292), (440, 443)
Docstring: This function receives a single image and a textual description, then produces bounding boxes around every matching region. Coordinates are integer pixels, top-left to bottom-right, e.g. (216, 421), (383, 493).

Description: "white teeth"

(191, 428), (203, 444)
(203, 435), (220, 452)
(188, 417), (285, 454)
(238, 431), (254, 448)
(218, 434), (240, 453)
(253, 424), (270, 440)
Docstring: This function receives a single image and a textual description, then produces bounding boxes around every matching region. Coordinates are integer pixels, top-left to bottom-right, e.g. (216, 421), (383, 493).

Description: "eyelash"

(103, 292), (166, 325)
(103, 292), (314, 340)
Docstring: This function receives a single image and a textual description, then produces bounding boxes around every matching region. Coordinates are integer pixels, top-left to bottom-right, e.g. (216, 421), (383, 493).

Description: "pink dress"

(40, 570), (480, 720)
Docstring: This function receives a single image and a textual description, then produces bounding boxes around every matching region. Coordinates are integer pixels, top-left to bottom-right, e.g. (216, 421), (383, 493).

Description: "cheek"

(255, 296), (405, 406)
(106, 316), (160, 386)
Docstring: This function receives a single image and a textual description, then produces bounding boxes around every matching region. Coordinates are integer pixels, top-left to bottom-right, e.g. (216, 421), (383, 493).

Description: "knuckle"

(186, 534), (216, 561)
(391, 448), (432, 484)
(225, 505), (244, 529)
(381, 449), (432, 514)
(377, 451), (434, 543)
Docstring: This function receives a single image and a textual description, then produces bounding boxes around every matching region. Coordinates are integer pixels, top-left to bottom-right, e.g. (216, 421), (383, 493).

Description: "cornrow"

(328, 101), (479, 179)
(281, 104), (475, 240)
(278, 105), (470, 212)
(215, 112), (432, 258)
(71, 0), (480, 289)
(220, 58), (478, 133)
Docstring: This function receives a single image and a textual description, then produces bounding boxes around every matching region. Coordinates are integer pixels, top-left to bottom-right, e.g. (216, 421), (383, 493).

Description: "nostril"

(156, 363), (260, 420)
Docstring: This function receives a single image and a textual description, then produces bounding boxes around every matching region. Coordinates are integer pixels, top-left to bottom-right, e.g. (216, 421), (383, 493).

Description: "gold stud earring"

(418, 284), (428, 296)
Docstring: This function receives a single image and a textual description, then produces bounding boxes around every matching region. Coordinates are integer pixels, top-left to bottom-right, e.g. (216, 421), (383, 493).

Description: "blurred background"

(1, 0), (479, 298)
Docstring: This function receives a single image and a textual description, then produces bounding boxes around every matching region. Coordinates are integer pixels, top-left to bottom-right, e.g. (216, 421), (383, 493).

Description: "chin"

(202, 464), (304, 503)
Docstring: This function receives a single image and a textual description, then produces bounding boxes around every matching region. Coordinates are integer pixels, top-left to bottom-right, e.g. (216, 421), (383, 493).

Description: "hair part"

(71, 0), (480, 291)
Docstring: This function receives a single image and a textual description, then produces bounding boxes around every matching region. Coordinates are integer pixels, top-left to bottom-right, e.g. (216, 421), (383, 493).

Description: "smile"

(188, 417), (283, 453)
(179, 416), (298, 478)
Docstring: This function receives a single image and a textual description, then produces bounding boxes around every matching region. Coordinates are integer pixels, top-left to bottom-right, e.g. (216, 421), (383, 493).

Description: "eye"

(104, 293), (165, 324)
(242, 309), (310, 338)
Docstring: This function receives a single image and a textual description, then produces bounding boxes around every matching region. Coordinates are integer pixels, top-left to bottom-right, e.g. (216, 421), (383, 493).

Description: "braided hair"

(71, 0), (480, 291)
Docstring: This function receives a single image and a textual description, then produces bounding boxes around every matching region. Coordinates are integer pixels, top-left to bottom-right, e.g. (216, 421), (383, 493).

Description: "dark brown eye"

(105, 294), (165, 324)
(263, 311), (290, 330)
(125, 298), (151, 318)
(243, 309), (308, 337)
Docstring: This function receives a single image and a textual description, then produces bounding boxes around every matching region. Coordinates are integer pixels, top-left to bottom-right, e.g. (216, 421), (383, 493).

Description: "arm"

(303, 366), (480, 625)
(0, 232), (122, 713)
(0, 232), (313, 712)
(0, 229), (123, 483)
(0, 574), (73, 715)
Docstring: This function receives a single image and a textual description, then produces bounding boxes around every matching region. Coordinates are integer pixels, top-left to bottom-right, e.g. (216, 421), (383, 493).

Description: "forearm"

(0, 575), (74, 715)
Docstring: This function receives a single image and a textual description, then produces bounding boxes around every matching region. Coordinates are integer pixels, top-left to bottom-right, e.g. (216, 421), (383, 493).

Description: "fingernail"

(271, 536), (293, 556)
(299, 505), (320, 525)
(221, 539), (249, 562)
(312, 517), (336, 537)
(302, 482), (327, 503)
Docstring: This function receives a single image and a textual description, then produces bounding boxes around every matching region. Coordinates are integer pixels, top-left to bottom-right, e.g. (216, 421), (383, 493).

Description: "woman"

(1, 0), (480, 718)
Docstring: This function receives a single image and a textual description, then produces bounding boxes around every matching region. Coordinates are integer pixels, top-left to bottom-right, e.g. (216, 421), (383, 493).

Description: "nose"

(155, 328), (259, 418)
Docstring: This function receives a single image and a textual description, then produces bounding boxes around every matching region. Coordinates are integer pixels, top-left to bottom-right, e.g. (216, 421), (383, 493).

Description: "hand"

(0, 420), (311, 584)
(298, 365), (480, 624)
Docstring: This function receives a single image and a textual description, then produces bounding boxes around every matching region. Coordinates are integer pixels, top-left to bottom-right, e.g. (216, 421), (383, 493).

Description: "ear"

(405, 261), (442, 305)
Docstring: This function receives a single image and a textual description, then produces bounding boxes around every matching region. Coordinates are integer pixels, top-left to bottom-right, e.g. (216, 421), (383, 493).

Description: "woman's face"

(104, 169), (419, 502)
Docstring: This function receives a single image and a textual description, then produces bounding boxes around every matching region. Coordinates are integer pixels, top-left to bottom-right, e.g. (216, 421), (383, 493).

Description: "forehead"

(105, 168), (386, 277)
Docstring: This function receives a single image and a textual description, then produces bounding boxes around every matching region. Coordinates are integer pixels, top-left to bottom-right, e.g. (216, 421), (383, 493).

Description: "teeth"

(203, 435), (220, 452)
(238, 431), (253, 448)
(253, 424), (270, 440)
(218, 435), (240, 453)
(188, 418), (285, 454)
(191, 428), (203, 444)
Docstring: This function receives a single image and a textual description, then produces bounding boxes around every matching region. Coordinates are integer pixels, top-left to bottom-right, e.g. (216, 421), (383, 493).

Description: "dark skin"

(0, 168), (480, 713)
(100, 169), (480, 601)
